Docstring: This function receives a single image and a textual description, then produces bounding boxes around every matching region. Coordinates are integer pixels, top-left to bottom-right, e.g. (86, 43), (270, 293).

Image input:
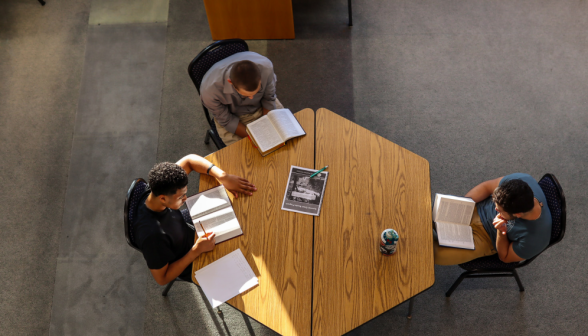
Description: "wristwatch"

(207, 163), (215, 175)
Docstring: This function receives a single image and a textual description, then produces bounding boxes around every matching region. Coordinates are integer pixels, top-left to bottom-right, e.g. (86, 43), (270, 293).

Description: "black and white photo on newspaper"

(281, 166), (329, 216)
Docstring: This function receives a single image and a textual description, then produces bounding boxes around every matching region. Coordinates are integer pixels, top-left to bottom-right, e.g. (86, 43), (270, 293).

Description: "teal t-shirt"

(477, 173), (551, 260)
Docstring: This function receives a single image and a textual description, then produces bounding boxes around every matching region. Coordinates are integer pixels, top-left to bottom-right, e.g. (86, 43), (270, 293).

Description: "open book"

(433, 194), (476, 250)
(185, 185), (242, 244)
(246, 108), (306, 156)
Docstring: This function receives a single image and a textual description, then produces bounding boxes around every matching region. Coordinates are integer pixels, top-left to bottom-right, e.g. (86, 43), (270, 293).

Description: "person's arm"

(176, 154), (257, 197)
(493, 215), (525, 263)
(464, 176), (504, 203)
(260, 68), (277, 113)
(150, 233), (216, 285)
(202, 95), (240, 135)
(234, 122), (249, 138)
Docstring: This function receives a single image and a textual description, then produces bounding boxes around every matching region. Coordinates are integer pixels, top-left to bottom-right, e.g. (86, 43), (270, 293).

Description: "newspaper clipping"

(281, 166), (329, 216)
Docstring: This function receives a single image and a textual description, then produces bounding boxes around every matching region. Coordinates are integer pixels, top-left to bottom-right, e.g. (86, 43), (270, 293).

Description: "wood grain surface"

(192, 109), (314, 336)
(312, 108), (434, 336)
(203, 0), (295, 40)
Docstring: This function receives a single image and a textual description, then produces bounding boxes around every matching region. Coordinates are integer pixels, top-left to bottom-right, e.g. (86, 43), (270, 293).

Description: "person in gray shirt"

(200, 51), (284, 146)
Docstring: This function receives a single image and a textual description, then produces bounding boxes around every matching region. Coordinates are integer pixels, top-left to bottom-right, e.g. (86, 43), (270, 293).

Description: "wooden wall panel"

(204, 0), (295, 40)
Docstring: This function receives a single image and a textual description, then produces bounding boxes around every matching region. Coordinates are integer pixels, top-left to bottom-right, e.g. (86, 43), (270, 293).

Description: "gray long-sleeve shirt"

(200, 52), (277, 134)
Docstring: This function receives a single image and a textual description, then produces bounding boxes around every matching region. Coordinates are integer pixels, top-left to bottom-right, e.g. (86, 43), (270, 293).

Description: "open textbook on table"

(185, 185), (242, 244)
(246, 108), (306, 156)
(433, 194), (476, 250)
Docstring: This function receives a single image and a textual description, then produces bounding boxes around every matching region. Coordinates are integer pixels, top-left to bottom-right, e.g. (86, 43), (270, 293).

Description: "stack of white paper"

(195, 249), (259, 308)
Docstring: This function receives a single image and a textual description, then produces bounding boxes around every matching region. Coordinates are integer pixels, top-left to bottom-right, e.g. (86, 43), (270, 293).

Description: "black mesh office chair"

(187, 39), (249, 150)
(124, 178), (194, 296)
(446, 173), (566, 297)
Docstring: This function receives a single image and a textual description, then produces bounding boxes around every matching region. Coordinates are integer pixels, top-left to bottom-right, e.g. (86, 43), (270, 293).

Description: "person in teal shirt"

(434, 173), (552, 265)
(478, 173), (552, 261)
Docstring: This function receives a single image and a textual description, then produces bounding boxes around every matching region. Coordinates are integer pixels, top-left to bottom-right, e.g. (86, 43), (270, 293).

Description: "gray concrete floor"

(1, 0), (587, 335)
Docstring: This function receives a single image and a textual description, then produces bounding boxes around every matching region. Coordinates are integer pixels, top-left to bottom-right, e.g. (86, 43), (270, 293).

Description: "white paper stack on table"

(185, 185), (243, 244)
(195, 249), (259, 308)
(433, 194), (476, 250)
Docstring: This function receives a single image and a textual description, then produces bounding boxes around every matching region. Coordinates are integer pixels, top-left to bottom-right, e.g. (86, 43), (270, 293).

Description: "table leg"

(407, 297), (414, 319)
(348, 0), (353, 26)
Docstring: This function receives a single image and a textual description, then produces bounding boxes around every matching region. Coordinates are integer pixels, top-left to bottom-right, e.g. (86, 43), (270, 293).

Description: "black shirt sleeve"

(141, 234), (176, 270)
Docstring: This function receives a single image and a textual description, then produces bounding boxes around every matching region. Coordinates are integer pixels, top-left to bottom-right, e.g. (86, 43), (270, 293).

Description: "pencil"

(198, 221), (209, 237)
(310, 165), (328, 178)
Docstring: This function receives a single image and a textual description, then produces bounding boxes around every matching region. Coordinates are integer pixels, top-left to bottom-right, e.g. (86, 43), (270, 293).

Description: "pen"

(198, 221), (210, 238)
(310, 165), (329, 178)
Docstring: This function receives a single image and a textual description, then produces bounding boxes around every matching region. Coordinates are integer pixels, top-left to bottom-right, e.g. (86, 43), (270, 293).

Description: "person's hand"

(493, 214), (507, 235)
(218, 174), (257, 198)
(193, 232), (216, 254)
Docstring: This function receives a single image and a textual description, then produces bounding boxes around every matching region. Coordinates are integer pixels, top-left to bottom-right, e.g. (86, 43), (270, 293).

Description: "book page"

(195, 249), (259, 308)
(268, 109), (305, 141)
(433, 194), (475, 226)
(186, 186), (230, 220)
(436, 222), (475, 249)
(194, 207), (242, 244)
(246, 116), (284, 153)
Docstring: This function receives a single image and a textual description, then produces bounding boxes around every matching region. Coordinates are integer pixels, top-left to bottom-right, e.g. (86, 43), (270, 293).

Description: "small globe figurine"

(379, 229), (399, 255)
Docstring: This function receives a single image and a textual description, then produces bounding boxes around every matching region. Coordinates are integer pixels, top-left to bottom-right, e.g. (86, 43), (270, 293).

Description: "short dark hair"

(492, 179), (534, 215)
(229, 60), (261, 92)
(148, 162), (189, 197)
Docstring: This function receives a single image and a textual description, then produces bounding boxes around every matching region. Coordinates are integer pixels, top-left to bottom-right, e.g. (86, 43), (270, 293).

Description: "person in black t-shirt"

(134, 154), (257, 285)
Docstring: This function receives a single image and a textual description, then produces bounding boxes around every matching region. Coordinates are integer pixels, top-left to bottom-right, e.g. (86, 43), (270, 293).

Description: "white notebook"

(195, 249), (259, 308)
(185, 185), (243, 244)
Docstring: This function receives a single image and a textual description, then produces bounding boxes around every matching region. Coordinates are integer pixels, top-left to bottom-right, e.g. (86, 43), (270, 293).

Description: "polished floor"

(1, 0), (587, 335)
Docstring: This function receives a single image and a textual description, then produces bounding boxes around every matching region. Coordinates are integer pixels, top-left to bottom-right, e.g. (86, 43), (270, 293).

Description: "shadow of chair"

(446, 173), (566, 297)
(187, 39), (249, 150)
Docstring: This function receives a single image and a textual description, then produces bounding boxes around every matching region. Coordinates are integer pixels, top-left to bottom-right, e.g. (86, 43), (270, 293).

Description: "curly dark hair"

(148, 162), (189, 196)
(492, 179), (534, 215)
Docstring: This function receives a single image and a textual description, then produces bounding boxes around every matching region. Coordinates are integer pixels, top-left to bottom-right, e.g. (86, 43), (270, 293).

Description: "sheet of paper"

(195, 249), (259, 308)
(246, 116), (283, 153)
(434, 194), (475, 226)
(186, 186), (230, 219)
(281, 166), (328, 216)
(268, 109), (305, 141)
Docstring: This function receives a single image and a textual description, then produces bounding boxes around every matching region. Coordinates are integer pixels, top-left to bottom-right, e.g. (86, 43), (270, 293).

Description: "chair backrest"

(514, 173), (566, 268)
(537, 173), (566, 246)
(124, 178), (149, 252)
(187, 39), (248, 134)
(187, 39), (249, 94)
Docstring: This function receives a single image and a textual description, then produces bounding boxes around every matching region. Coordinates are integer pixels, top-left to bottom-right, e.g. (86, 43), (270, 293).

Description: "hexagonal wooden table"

(193, 108), (434, 336)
